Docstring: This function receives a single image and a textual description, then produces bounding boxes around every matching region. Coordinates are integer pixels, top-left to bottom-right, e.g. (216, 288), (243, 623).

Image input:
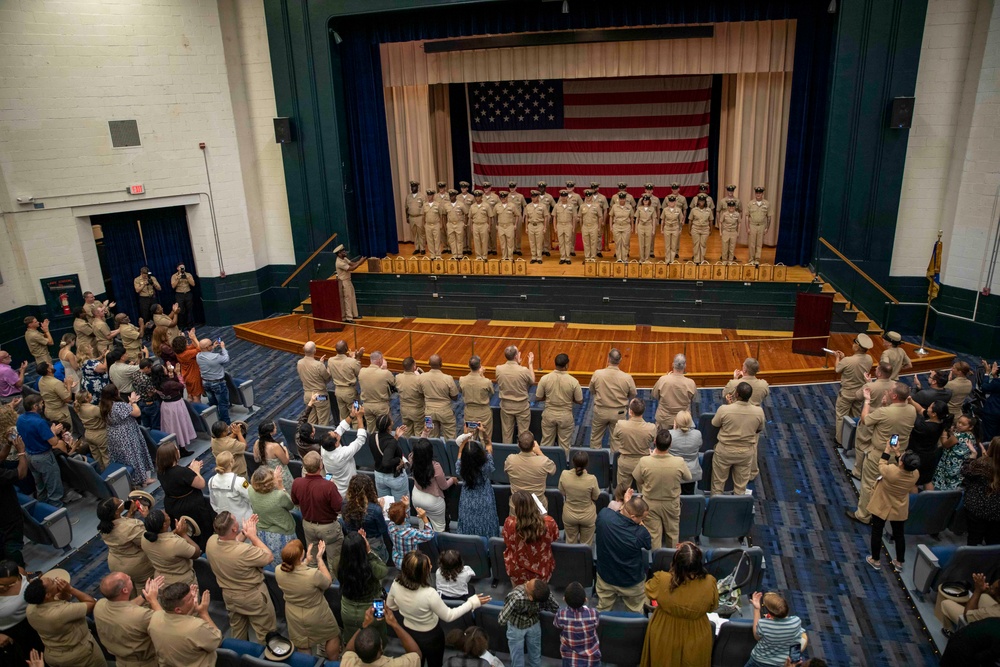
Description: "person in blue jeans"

(498, 578), (560, 667)
(15, 395), (66, 507)
(196, 337), (231, 423)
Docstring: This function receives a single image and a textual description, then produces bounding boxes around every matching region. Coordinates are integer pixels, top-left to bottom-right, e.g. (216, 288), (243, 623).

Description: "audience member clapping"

(248, 467), (296, 568)
(455, 425), (499, 539)
(100, 385), (155, 487)
(961, 437), (1000, 546)
(669, 410), (703, 494)
(342, 474), (391, 562)
(337, 530), (390, 642)
(387, 499), (434, 568)
(503, 490), (559, 587)
(276, 539), (342, 659)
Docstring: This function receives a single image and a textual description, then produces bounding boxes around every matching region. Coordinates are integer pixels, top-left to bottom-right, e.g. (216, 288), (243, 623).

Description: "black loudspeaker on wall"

(273, 117), (294, 144)
(889, 97), (914, 129)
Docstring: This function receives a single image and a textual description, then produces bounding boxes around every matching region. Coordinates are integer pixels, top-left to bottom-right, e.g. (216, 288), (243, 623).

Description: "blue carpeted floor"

(52, 320), (938, 665)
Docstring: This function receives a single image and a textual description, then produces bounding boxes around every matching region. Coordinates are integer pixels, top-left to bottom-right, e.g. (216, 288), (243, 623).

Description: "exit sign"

(128, 184), (145, 195)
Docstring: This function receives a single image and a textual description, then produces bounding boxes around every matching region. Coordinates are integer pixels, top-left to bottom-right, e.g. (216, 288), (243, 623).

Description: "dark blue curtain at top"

(335, 0), (832, 263)
(98, 216), (146, 325)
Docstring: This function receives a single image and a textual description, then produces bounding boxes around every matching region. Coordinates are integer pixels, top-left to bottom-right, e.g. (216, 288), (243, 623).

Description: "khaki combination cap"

(885, 331), (902, 343)
(855, 333), (874, 350)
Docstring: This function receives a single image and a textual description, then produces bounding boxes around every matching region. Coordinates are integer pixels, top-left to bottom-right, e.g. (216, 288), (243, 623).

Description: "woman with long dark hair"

(866, 444), (921, 572)
(558, 450), (600, 545)
(370, 414), (409, 501)
(140, 509), (200, 586)
(100, 384), (155, 487)
(338, 530), (389, 643)
(409, 438), (457, 532)
(455, 425), (498, 539)
(962, 437), (1000, 545)
(96, 496), (155, 590)
(641, 541), (718, 667)
(0, 559), (43, 664)
(502, 490), (559, 586)
(172, 331), (203, 401)
(151, 362), (196, 451)
(907, 398), (953, 489)
(254, 420), (293, 491)
(155, 442), (215, 548)
(275, 539), (341, 660)
(342, 474), (390, 562)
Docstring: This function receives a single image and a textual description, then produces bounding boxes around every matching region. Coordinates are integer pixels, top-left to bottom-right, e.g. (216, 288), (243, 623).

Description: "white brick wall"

(0, 0), (293, 308)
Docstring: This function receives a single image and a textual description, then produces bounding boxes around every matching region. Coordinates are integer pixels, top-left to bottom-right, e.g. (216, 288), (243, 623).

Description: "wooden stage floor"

(235, 315), (953, 387)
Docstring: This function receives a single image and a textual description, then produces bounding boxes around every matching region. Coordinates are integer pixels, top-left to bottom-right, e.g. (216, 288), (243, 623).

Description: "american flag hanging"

(468, 75), (711, 200)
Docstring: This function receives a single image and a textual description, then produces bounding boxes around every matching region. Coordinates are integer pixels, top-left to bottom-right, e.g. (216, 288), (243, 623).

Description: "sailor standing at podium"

(334, 245), (366, 324)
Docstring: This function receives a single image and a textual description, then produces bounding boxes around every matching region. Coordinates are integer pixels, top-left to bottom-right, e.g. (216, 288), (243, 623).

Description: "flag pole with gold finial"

(917, 229), (943, 356)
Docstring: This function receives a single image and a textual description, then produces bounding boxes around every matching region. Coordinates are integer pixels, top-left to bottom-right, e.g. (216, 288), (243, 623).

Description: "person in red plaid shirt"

(553, 582), (600, 667)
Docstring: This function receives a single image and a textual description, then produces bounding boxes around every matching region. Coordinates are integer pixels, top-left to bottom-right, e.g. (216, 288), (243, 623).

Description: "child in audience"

(436, 549), (476, 600)
(386, 498), (435, 568)
(553, 581), (601, 666)
(607, 481), (630, 512)
(445, 627), (504, 667)
(748, 591), (805, 667)
(498, 578), (559, 667)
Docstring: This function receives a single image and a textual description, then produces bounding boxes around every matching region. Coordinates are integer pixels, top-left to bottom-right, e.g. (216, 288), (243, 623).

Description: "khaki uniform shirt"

(141, 533), (197, 585)
(446, 201), (467, 225)
(483, 191), (500, 211)
(417, 368), (457, 410)
(434, 190), (449, 204)
(880, 346), (911, 380)
(424, 201), (442, 226)
(340, 652), (420, 667)
(148, 611), (222, 667)
(83, 301), (102, 319)
(581, 201), (602, 227)
(566, 190), (583, 212)
(554, 202), (576, 226)
(39, 375), (71, 422)
(720, 211), (740, 231)
(405, 192), (426, 219)
(469, 202), (492, 225)
(633, 454), (692, 503)
(661, 206), (682, 231)
(617, 192), (636, 208)
(120, 324), (143, 357)
(495, 360), (534, 411)
(853, 378), (896, 448)
(589, 366), (637, 411)
(74, 317), (97, 353)
(459, 192), (474, 212)
(611, 415), (657, 456)
(524, 202), (548, 225)
(153, 313), (180, 341)
(863, 403), (917, 450)
(359, 366), (396, 407)
(496, 202), (518, 228)
(747, 199), (769, 225)
(395, 371), (425, 418)
(171, 273), (195, 293)
(94, 599), (157, 666)
(610, 202), (633, 228)
(594, 192), (609, 216)
(945, 376), (973, 417)
(837, 353), (874, 393)
(723, 376), (771, 406)
(335, 256), (354, 283)
(205, 535), (271, 592)
(558, 469), (600, 522)
(711, 401), (765, 448)
(459, 372), (494, 410)
(635, 205), (656, 226)
(297, 357), (331, 395)
(535, 370), (582, 416)
(328, 354), (361, 390)
(93, 319), (115, 353)
(689, 207), (713, 231)
(505, 451), (556, 500)
(210, 436), (247, 476)
(540, 192), (556, 213)
(25, 329), (51, 364)
(651, 372), (696, 423)
(134, 275), (160, 296)
(26, 600), (101, 667)
(508, 190), (526, 215)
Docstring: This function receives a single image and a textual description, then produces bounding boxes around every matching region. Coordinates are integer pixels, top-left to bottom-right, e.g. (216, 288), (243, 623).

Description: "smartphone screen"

(424, 416), (434, 429)
(788, 644), (801, 662)
(324, 474), (333, 482)
(353, 400), (361, 410)
(890, 434), (899, 446)
(373, 599), (385, 620)
(464, 421), (479, 430)
(316, 395), (328, 402)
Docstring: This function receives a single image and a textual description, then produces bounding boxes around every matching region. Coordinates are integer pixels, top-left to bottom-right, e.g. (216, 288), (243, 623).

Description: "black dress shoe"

(570, 252), (576, 256)
(514, 250), (523, 255)
(596, 252), (603, 257)
(543, 251), (551, 256)
(177, 447), (194, 458)
(844, 509), (869, 526)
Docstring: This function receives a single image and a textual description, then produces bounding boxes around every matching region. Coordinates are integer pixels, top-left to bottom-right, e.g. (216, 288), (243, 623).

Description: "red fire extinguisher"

(59, 292), (70, 315)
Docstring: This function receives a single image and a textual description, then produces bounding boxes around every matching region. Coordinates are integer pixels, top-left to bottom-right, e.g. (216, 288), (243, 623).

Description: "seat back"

(243, 451), (259, 478)
(597, 612), (648, 667)
(58, 455), (111, 499)
(323, 583), (343, 626)
(239, 653), (320, 667)
(286, 459), (303, 479)
(436, 533), (491, 578)
(698, 412), (719, 450)
(544, 489), (564, 529)
(492, 484), (512, 524)
(186, 401), (218, 438)
(679, 494), (706, 541)
(711, 619), (756, 667)
(488, 537), (511, 589)
(262, 570), (285, 619)
(22, 501), (73, 548)
(215, 648), (242, 667)
(905, 490), (963, 536)
(194, 556), (224, 601)
(224, 373), (255, 410)
(100, 463), (132, 500)
(702, 495), (753, 539)
(649, 548), (677, 575)
(431, 438), (453, 477)
(596, 491), (611, 514)
(550, 543), (594, 592)
(571, 447), (612, 490)
(342, 430), (377, 470)
(488, 444), (520, 483)
(939, 545), (1000, 587)
(475, 602), (509, 654)
(277, 419), (299, 454)
(539, 609), (563, 660)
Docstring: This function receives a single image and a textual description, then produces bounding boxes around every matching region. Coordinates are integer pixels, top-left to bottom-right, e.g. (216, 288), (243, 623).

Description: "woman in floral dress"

(930, 414), (980, 490)
(455, 427), (499, 539)
(79, 342), (110, 403)
(99, 385), (155, 487)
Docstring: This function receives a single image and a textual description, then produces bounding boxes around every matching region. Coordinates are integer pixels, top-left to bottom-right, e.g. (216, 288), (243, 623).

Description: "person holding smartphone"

(865, 439), (921, 571)
(746, 591), (804, 667)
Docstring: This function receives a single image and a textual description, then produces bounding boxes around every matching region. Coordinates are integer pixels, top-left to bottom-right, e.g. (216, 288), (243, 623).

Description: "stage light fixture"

(827, 0), (837, 13)
(562, 0), (569, 14)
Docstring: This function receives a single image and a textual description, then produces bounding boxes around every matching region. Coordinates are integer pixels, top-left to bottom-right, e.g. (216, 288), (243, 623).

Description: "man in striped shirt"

(748, 591), (804, 667)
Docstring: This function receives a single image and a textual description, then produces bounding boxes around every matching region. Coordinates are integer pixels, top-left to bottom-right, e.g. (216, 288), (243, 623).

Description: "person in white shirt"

(435, 550), (476, 600)
(321, 405), (369, 495)
(208, 451), (252, 522)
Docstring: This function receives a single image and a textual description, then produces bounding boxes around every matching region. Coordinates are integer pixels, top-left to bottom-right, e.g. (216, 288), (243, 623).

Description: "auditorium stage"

(235, 315), (952, 387)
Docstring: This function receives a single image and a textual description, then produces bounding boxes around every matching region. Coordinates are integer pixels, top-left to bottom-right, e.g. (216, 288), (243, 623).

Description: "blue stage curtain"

(449, 83), (472, 186)
(98, 216), (146, 325)
(336, 0), (828, 261)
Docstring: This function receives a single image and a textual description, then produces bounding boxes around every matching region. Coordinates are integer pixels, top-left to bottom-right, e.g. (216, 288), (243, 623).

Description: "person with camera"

(170, 264), (196, 329)
(197, 337), (231, 424)
(865, 440), (921, 572)
(133, 267), (161, 325)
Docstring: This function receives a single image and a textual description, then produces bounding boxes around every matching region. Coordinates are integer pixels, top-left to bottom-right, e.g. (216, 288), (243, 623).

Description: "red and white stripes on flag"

(469, 75), (711, 200)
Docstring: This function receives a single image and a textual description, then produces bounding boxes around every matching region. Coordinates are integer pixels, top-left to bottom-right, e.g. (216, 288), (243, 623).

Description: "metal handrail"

(280, 232), (338, 288)
(818, 237), (899, 304)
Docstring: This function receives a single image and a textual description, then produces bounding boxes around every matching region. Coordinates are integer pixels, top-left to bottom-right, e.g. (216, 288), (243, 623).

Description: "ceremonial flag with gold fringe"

(926, 237), (942, 301)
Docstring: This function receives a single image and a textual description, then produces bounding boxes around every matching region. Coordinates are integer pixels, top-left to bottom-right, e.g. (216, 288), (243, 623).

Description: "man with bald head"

(359, 350), (396, 432)
(197, 337), (231, 423)
(94, 573), (164, 667)
(496, 345), (535, 444)
(589, 348), (637, 448)
(417, 354), (458, 438)
(297, 341), (331, 426)
(328, 340), (363, 422)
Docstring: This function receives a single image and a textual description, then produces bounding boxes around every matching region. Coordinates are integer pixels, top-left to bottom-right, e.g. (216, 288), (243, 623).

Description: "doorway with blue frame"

(90, 206), (205, 330)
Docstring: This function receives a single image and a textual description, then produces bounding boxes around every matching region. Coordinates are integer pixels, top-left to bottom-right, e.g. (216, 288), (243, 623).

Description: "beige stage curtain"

(381, 20), (796, 86)
(383, 85), (453, 244)
(717, 72), (793, 247)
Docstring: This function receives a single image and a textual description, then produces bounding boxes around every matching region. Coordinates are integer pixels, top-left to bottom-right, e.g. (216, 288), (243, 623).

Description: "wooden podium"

(792, 292), (833, 356)
(310, 279), (344, 332)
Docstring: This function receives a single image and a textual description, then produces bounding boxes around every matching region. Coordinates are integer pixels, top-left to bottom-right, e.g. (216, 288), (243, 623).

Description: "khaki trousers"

(222, 583), (277, 642)
(613, 225), (631, 261)
(501, 405), (531, 444)
(48, 635), (107, 667)
(426, 223), (442, 258)
(582, 224), (600, 259)
(942, 594), (997, 628)
(596, 575), (645, 613)
(691, 229), (709, 263)
(514, 218), (524, 254)
(721, 230), (737, 262)
(835, 391), (863, 445)
(541, 410), (574, 451)
(85, 429), (109, 470)
(637, 223), (654, 260)
(409, 217), (426, 251)
(663, 229), (680, 260)
(364, 401), (389, 434)
(339, 279), (358, 320)
(304, 391), (331, 426)
(427, 404), (457, 440)
(401, 411), (424, 437)
(557, 224), (574, 260)
(590, 405), (624, 448)
(563, 515), (596, 546)
(616, 455), (644, 490)
(748, 223), (766, 263)
(333, 386), (358, 422)
(645, 499), (680, 550)
(303, 519), (344, 578)
(489, 218), (497, 252)
(464, 405), (493, 444)
(855, 448), (893, 523)
(473, 222), (490, 259)
(447, 224), (465, 257)
(527, 223), (545, 260)
(498, 224), (516, 260)
(711, 444), (754, 495)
